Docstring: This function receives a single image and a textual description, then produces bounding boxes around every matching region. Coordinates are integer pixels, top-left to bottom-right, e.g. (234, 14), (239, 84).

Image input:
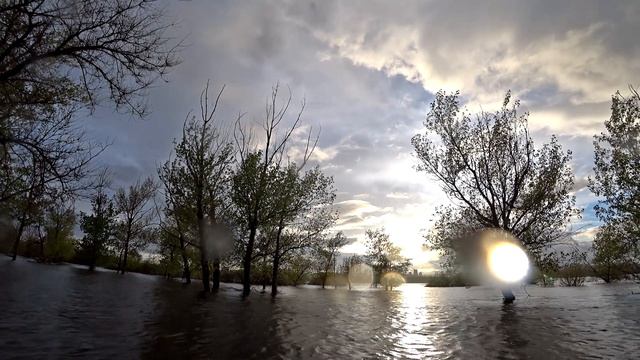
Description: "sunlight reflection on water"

(1, 257), (639, 359)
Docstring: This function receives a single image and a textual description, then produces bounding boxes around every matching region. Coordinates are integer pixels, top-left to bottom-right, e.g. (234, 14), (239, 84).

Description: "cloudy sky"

(83, 0), (639, 272)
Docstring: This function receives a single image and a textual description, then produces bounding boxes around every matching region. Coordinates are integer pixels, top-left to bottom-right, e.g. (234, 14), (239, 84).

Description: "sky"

(81, 0), (640, 272)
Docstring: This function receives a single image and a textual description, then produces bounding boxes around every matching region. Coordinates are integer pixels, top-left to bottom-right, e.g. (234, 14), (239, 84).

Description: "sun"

(487, 242), (529, 283)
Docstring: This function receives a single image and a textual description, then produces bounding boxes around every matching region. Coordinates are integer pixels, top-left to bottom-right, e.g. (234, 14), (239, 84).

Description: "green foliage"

(42, 202), (76, 262)
(78, 179), (115, 270)
(413, 91), (578, 268)
(364, 228), (411, 286)
(592, 225), (627, 282)
(589, 88), (640, 274)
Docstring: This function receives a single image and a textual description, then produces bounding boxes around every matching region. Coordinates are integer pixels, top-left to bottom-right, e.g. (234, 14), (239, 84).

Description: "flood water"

(1, 257), (639, 359)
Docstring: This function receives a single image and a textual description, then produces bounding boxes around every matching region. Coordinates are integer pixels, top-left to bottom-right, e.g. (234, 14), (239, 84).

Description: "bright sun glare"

(487, 242), (529, 283)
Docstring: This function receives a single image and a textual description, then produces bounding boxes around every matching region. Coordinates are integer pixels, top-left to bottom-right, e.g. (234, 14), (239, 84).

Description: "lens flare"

(348, 263), (374, 288)
(487, 242), (529, 283)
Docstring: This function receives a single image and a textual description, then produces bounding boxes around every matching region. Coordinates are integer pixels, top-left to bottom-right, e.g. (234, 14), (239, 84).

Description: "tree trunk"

(120, 235), (130, 274)
(242, 225), (257, 297)
(212, 258), (220, 291)
(11, 221), (25, 261)
(196, 209), (210, 293)
(271, 222), (284, 297)
(179, 235), (191, 284)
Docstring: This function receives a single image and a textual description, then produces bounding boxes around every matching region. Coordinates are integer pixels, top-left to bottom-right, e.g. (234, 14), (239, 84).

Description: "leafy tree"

(591, 224), (626, 283)
(232, 84), (316, 297)
(589, 87), (640, 276)
(0, 100), (100, 204)
(364, 228), (410, 287)
(340, 255), (366, 290)
(282, 249), (316, 287)
(268, 164), (336, 296)
(41, 200), (76, 261)
(78, 174), (115, 271)
(159, 82), (235, 292)
(316, 232), (349, 289)
(412, 91), (578, 267)
(0, 0), (179, 207)
(5, 156), (51, 260)
(557, 247), (587, 287)
(113, 177), (157, 274)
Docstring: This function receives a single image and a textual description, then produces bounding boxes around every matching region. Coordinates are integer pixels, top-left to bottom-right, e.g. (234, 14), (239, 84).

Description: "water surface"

(1, 257), (639, 359)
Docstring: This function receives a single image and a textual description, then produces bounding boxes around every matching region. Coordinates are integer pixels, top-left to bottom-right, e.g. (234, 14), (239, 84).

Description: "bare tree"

(114, 177), (157, 274)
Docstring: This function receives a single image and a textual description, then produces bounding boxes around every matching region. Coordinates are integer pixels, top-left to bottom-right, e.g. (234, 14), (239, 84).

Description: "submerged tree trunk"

(179, 234), (191, 284)
(212, 258), (220, 291)
(120, 235), (130, 275)
(271, 222), (284, 297)
(11, 221), (25, 261)
(242, 224), (257, 297)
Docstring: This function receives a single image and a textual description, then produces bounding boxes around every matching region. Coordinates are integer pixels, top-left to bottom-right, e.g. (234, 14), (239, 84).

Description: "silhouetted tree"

(41, 200), (75, 261)
(268, 164), (335, 296)
(114, 177), (157, 274)
(364, 228), (410, 288)
(0, 0), (178, 207)
(160, 82), (235, 293)
(557, 247), (587, 287)
(0, 0), (181, 117)
(232, 84), (315, 297)
(5, 155), (51, 260)
(413, 91), (578, 266)
(317, 232), (348, 289)
(78, 173), (114, 271)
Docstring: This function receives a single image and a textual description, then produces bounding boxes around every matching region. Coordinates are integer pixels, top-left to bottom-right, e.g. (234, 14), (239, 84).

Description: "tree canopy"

(412, 91), (578, 265)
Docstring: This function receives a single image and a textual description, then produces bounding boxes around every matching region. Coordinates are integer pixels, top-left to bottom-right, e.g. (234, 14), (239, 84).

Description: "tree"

(5, 155), (51, 260)
(0, 0), (179, 207)
(160, 82), (235, 293)
(283, 249), (316, 287)
(232, 84), (316, 297)
(557, 247), (587, 287)
(268, 164), (336, 296)
(41, 200), (75, 261)
(341, 255), (365, 290)
(317, 232), (348, 289)
(364, 228), (410, 288)
(78, 174), (115, 271)
(589, 87), (640, 277)
(113, 177), (157, 274)
(591, 224), (626, 283)
(412, 91), (578, 266)
(0, 0), (181, 117)
(0, 101), (100, 205)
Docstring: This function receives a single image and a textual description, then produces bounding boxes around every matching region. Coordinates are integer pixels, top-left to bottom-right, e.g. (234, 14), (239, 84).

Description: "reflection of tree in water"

(140, 283), (283, 359)
(496, 304), (529, 359)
